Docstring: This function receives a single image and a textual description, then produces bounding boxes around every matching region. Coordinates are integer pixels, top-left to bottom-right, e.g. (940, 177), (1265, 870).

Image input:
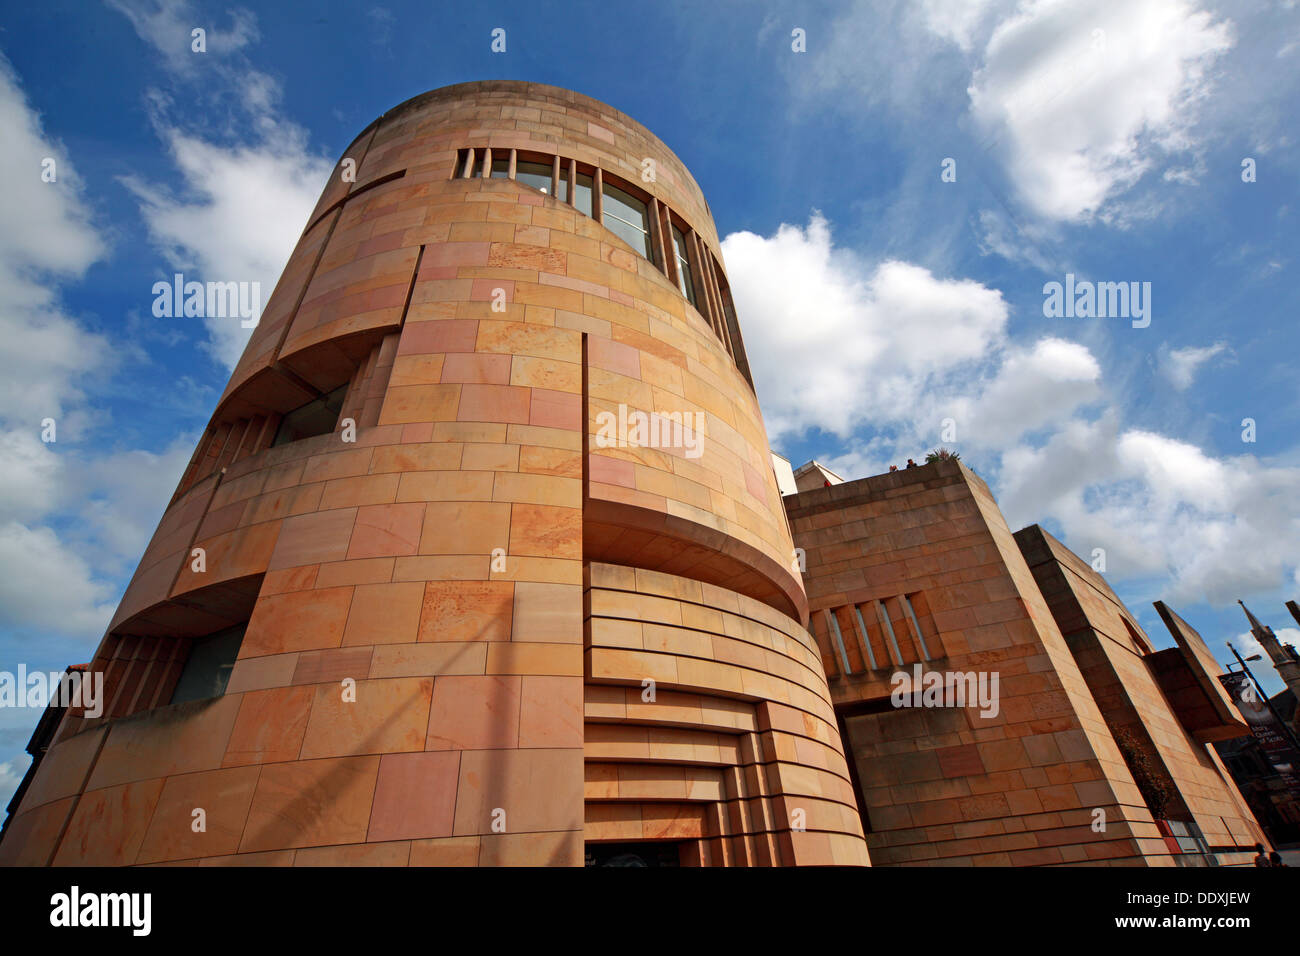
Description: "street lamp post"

(1227, 641), (1300, 752)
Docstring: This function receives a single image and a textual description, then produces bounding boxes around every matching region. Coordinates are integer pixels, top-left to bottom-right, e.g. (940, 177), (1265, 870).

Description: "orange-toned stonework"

(0, 82), (866, 867)
(785, 459), (1265, 866)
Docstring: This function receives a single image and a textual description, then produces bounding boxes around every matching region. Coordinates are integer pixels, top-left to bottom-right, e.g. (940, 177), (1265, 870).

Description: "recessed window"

(271, 384), (347, 447)
(515, 161), (554, 194)
(490, 158), (510, 178)
(558, 172), (594, 217)
(170, 624), (246, 704)
(602, 182), (651, 258)
(671, 224), (697, 307)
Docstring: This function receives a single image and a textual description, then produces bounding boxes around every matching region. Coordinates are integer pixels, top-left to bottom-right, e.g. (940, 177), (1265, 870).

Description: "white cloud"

(111, 0), (334, 369)
(0, 432), (62, 523)
(727, 212), (1300, 606)
(723, 215), (1101, 456)
(919, 0), (1008, 52)
(0, 54), (111, 429)
(0, 54), (129, 642)
(0, 523), (118, 637)
(975, 207), (1059, 272)
(942, 337), (1102, 448)
(0, 53), (197, 644)
(71, 437), (197, 566)
(105, 0), (259, 74)
(723, 214), (1008, 440)
(1159, 341), (1227, 390)
(968, 0), (1234, 221)
(123, 132), (332, 368)
(999, 421), (1300, 603)
(1233, 627), (1300, 668)
(0, 435), (194, 643)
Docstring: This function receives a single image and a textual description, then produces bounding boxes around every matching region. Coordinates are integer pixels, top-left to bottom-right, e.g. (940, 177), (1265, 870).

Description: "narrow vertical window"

(671, 224), (696, 307)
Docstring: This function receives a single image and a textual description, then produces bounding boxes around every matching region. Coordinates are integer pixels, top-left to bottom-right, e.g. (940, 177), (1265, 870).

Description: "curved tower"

(1, 82), (868, 867)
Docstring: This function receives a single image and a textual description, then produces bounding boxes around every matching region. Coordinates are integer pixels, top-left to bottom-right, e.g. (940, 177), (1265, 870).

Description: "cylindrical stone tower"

(0, 82), (869, 867)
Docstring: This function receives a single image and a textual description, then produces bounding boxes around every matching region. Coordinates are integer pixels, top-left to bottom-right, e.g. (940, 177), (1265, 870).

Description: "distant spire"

(1238, 600), (1268, 637)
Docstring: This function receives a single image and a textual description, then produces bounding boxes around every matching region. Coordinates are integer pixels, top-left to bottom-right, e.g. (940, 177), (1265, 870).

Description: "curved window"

(671, 224), (696, 307)
(558, 172), (593, 217)
(602, 182), (651, 258)
(515, 161), (554, 195)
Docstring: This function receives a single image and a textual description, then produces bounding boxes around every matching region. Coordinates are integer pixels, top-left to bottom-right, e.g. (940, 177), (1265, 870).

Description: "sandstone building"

(0, 82), (867, 867)
(785, 458), (1266, 865)
(0, 81), (1268, 868)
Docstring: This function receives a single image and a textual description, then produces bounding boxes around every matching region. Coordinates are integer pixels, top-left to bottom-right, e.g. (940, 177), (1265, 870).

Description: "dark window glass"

(671, 225), (696, 306)
(602, 183), (651, 258)
(515, 161), (554, 195)
(490, 159), (510, 179)
(170, 624), (245, 704)
(271, 384), (347, 447)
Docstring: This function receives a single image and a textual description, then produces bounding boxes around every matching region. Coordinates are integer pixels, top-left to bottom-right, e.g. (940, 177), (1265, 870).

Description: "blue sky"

(1, 0), (1298, 808)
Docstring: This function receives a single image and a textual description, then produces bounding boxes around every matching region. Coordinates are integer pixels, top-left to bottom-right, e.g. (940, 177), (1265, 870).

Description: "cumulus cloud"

(999, 420), (1300, 603)
(123, 132), (332, 368)
(725, 211), (1299, 606)
(940, 337), (1102, 448)
(918, 0), (1008, 52)
(69, 437), (197, 567)
(968, 0), (1234, 222)
(111, 0), (334, 369)
(0, 52), (198, 643)
(0, 54), (130, 641)
(1159, 341), (1227, 390)
(0, 54), (112, 429)
(0, 524), (119, 637)
(723, 214), (1008, 439)
(0, 431), (193, 643)
(800, 0), (1237, 226)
